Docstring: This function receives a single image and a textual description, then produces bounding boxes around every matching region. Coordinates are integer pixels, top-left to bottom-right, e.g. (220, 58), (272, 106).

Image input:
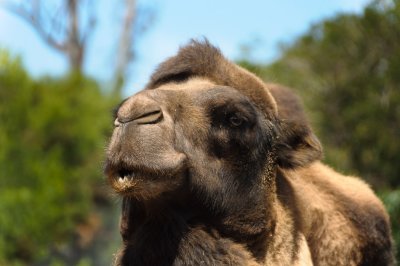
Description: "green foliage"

(0, 50), (117, 265)
(238, 0), (400, 260)
(240, 0), (400, 188)
(380, 189), (400, 259)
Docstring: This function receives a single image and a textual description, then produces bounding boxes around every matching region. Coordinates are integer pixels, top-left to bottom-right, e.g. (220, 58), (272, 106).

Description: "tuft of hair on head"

(147, 39), (278, 118)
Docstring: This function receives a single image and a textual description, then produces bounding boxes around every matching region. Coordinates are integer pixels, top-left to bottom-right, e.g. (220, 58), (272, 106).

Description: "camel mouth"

(117, 167), (136, 185)
(105, 163), (141, 193)
(105, 160), (186, 199)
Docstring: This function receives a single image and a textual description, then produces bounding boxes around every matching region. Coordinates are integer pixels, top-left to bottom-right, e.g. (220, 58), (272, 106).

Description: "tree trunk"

(67, 0), (84, 73)
(113, 0), (136, 95)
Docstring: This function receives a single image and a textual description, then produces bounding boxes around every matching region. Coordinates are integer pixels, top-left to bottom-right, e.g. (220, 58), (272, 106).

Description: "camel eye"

(229, 114), (243, 127)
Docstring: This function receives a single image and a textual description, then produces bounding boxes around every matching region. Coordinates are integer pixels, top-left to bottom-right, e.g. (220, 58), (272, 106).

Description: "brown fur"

(105, 40), (394, 265)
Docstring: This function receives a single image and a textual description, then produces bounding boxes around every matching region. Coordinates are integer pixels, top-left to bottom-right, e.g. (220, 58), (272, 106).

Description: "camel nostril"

(134, 109), (163, 125)
(117, 108), (163, 125)
(116, 93), (164, 126)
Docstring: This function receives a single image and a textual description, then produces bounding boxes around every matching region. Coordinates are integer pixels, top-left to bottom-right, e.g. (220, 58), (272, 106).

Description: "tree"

(0, 50), (117, 265)
(4, 0), (153, 94)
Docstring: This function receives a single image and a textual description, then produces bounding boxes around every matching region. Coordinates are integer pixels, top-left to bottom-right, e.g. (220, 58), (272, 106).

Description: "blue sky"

(0, 0), (371, 95)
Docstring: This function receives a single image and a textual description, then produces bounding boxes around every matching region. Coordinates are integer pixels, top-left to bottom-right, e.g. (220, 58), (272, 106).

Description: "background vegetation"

(0, 0), (399, 264)
(1, 1), (145, 263)
(0, 51), (120, 265)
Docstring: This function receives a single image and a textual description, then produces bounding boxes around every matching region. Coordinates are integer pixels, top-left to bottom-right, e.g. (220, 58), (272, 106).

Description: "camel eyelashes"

(228, 114), (243, 127)
(211, 108), (252, 130)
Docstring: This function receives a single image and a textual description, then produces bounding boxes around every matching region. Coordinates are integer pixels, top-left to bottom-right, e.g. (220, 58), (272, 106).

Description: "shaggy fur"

(105, 40), (394, 265)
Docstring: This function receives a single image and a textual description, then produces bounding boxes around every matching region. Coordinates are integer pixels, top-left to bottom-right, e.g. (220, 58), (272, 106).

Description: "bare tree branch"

(6, 2), (67, 51)
(4, 0), (88, 72)
(65, 0), (83, 71)
(2, 0), (154, 94)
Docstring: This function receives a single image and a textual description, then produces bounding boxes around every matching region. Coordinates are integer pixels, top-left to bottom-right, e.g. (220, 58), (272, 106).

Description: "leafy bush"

(0, 50), (116, 265)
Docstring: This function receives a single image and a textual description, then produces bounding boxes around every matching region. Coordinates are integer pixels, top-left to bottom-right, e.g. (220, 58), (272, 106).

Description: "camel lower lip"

(104, 161), (186, 195)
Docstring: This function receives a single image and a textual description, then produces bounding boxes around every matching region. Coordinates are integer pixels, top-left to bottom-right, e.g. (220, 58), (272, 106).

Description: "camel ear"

(276, 121), (322, 168)
(267, 84), (323, 168)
